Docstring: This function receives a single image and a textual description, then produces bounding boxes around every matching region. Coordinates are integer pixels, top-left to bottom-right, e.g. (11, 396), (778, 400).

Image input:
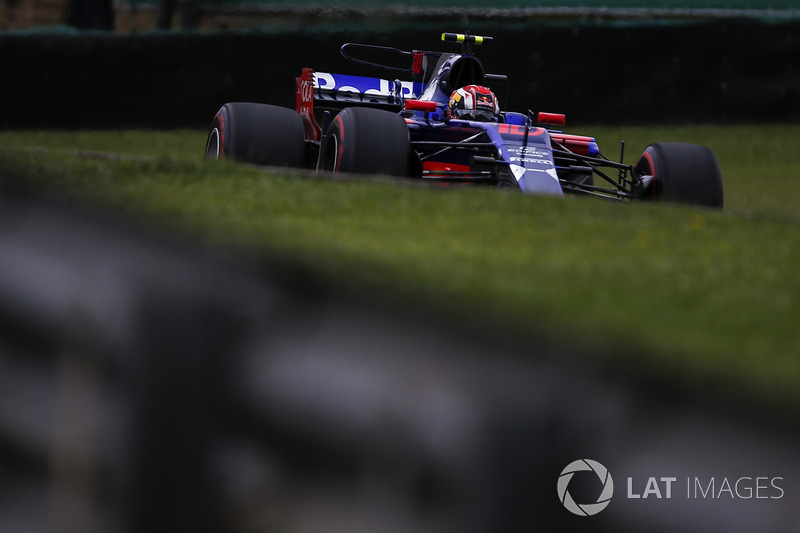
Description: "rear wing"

(296, 67), (424, 141)
(294, 33), (496, 141)
(315, 71), (423, 108)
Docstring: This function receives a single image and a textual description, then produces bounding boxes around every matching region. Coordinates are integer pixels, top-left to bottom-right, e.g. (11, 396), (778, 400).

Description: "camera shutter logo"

(557, 459), (614, 516)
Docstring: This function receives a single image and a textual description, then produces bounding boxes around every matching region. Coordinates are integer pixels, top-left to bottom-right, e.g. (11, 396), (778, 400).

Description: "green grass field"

(1, 126), (799, 408)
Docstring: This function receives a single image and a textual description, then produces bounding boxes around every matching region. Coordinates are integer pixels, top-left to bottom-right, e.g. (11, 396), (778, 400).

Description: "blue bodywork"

(310, 39), (602, 196)
(404, 115), (565, 195)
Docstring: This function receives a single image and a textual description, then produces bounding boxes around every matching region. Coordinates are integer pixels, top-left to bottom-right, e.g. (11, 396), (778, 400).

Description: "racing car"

(205, 32), (723, 207)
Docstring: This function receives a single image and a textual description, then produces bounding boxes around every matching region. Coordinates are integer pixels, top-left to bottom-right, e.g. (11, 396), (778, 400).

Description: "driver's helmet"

(447, 85), (500, 122)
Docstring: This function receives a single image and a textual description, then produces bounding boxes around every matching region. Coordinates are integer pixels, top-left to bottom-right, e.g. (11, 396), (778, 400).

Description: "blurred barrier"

(2, 167), (800, 532)
(3, 17), (800, 128)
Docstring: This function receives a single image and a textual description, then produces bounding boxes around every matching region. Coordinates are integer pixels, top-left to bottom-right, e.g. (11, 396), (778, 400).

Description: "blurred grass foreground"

(1, 126), (800, 408)
(2, 126), (800, 532)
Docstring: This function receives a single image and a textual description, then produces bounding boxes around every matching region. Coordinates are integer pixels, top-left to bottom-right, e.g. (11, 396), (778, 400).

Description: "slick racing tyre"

(635, 142), (723, 208)
(205, 103), (305, 167)
(317, 107), (410, 176)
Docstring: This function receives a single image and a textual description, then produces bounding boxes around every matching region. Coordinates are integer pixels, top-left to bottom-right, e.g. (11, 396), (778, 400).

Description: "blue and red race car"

(205, 32), (723, 207)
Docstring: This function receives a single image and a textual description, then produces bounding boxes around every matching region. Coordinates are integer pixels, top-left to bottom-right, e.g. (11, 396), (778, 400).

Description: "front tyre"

(635, 142), (723, 208)
(317, 107), (410, 176)
(205, 102), (306, 167)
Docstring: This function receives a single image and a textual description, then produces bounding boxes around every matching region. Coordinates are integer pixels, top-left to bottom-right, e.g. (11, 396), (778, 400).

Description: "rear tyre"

(205, 102), (306, 167)
(635, 142), (723, 208)
(317, 107), (409, 176)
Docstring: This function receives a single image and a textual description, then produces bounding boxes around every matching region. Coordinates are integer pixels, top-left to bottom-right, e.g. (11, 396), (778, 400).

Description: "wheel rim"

(317, 134), (338, 172)
(205, 128), (221, 160)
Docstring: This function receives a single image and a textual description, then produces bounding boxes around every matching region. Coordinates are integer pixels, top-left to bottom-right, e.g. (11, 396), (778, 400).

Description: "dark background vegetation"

(3, 17), (800, 129)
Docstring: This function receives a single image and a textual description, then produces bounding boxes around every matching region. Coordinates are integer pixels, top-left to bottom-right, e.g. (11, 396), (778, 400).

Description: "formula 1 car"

(205, 32), (723, 207)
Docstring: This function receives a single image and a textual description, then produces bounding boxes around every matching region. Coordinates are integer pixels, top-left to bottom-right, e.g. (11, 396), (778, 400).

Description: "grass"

(1, 126), (799, 408)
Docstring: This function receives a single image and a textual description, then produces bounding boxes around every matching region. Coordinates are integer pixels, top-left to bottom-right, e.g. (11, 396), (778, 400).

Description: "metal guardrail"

(1, 180), (800, 532)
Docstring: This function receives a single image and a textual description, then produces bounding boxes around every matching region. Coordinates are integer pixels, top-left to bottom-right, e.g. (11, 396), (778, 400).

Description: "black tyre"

(635, 142), (723, 208)
(317, 107), (409, 176)
(205, 102), (305, 167)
